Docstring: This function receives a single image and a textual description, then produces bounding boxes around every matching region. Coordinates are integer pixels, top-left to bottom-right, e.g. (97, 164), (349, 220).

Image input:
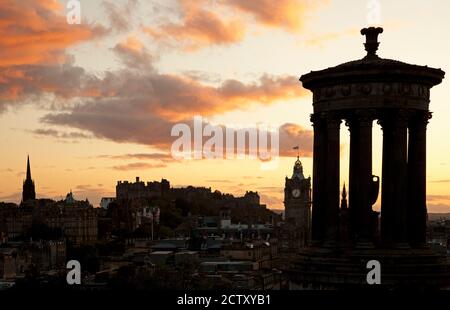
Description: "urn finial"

(361, 27), (383, 57)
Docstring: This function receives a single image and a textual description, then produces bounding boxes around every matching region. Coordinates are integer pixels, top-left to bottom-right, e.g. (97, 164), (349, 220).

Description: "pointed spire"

(292, 155), (304, 180)
(22, 154), (36, 202)
(26, 154), (31, 180)
(341, 183), (348, 210)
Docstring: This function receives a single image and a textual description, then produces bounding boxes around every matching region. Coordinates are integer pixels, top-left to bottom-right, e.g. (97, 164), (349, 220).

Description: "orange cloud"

(143, 0), (327, 50)
(112, 36), (154, 70)
(0, 0), (104, 67)
(0, 64), (104, 103)
(304, 28), (360, 47)
(224, 0), (323, 32)
(153, 74), (306, 121)
(112, 162), (167, 171)
(279, 123), (313, 157)
(143, 7), (245, 50)
(0, 34), (306, 114)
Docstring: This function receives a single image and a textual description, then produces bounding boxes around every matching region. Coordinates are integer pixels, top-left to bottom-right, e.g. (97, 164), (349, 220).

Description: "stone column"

(407, 111), (431, 247)
(379, 109), (409, 247)
(324, 113), (341, 245)
(347, 117), (358, 241)
(310, 113), (327, 244)
(347, 110), (374, 245)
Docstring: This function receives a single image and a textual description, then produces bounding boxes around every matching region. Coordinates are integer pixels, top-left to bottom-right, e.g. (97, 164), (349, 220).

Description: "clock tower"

(283, 156), (311, 247)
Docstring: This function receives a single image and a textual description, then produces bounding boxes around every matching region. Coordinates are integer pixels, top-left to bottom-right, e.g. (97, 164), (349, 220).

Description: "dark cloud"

(112, 162), (167, 171)
(0, 63), (103, 108)
(103, 0), (139, 33)
(258, 186), (284, 191)
(430, 179), (450, 183)
(205, 179), (233, 183)
(31, 128), (92, 139)
(279, 123), (313, 157)
(99, 153), (173, 161)
(43, 106), (313, 158)
(111, 37), (155, 71)
(427, 195), (450, 201)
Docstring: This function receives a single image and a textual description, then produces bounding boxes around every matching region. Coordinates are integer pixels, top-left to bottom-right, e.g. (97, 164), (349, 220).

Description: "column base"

(393, 242), (410, 249)
(309, 240), (322, 247)
(355, 241), (375, 249)
(322, 240), (339, 248)
(409, 242), (429, 249)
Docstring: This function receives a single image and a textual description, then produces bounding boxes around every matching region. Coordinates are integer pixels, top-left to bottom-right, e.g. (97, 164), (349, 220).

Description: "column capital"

(345, 109), (377, 128)
(377, 109), (412, 129)
(409, 110), (432, 129)
(322, 112), (342, 129)
(310, 113), (324, 127)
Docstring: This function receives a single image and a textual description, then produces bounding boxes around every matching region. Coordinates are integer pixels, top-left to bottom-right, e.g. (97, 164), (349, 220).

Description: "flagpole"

(293, 146), (300, 159)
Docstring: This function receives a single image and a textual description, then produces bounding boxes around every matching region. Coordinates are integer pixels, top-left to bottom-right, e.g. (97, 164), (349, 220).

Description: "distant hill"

(428, 213), (450, 221)
(270, 209), (283, 215)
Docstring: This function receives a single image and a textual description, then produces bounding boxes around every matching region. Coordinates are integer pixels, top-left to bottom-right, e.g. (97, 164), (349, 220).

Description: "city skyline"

(1, 0), (450, 213)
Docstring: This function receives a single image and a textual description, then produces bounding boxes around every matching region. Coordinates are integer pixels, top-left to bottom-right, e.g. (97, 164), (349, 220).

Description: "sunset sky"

(1, 0), (450, 212)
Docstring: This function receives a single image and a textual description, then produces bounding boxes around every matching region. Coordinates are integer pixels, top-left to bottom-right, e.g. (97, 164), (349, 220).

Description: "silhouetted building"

(283, 157), (311, 246)
(22, 156), (35, 202)
(100, 197), (115, 209)
(116, 177), (170, 200)
(1, 194), (97, 245)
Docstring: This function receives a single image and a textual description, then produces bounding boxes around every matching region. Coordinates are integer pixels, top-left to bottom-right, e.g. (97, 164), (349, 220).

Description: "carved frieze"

(312, 82), (430, 113)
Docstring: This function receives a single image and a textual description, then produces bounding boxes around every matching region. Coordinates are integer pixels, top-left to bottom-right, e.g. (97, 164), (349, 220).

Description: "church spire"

(22, 155), (36, 202)
(341, 183), (348, 210)
(26, 155), (31, 180)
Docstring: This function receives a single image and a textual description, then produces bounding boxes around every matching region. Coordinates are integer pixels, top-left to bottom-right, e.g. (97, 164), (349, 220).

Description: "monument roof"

(300, 27), (445, 89)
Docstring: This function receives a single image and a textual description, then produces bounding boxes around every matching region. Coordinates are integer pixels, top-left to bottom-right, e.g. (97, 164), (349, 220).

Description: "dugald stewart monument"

(287, 27), (450, 289)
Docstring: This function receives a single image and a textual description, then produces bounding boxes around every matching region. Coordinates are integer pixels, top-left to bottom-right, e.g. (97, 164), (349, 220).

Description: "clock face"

(292, 188), (301, 198)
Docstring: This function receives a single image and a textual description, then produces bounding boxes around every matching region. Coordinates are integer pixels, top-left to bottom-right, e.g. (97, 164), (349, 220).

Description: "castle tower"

(22, 155), (36, 202)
